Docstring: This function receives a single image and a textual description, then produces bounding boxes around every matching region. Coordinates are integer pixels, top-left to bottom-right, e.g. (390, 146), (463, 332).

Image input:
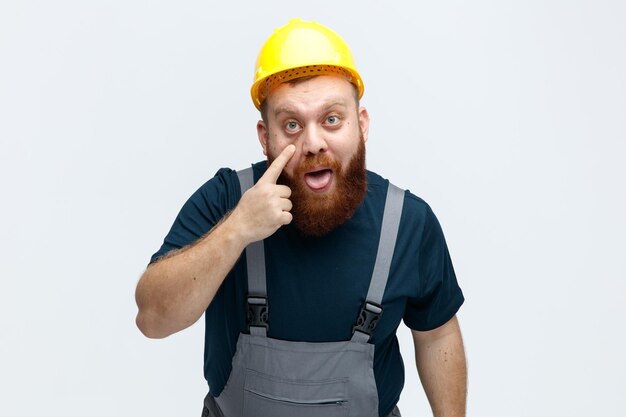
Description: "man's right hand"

(229, 144), (296, 245)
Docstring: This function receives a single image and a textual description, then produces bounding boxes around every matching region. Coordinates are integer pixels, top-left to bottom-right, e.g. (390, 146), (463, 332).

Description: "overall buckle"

(247, 296), (268, 330)
(353, 301), (383, 338)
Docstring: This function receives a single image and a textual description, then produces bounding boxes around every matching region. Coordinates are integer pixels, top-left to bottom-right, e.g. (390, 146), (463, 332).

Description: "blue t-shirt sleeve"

(149, 168), (240, 264)
(403, 205), (464, 331)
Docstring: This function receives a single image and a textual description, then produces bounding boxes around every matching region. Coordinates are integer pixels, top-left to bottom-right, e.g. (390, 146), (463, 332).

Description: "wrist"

(217, 210), (252, 251)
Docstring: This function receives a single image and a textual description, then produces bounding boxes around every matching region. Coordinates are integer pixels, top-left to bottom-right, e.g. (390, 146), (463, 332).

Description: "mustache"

(294, 153), (341, 174)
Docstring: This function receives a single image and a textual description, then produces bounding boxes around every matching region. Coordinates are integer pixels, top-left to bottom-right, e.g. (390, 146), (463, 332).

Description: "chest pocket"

(243, 370), (349, 417)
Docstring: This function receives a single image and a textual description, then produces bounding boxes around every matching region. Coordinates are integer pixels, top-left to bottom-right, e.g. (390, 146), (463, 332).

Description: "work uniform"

(150, 162), (464, 417)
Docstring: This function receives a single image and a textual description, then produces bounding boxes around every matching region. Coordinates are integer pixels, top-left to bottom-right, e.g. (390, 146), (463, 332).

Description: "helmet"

(251, 18), (364, 110)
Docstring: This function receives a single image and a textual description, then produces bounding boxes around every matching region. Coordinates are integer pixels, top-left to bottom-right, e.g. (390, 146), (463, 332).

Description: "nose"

(301, 126), (328, 156)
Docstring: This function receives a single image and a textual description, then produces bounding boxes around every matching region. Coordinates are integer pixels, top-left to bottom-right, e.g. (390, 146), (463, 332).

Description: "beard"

(268, 138), (367, 237)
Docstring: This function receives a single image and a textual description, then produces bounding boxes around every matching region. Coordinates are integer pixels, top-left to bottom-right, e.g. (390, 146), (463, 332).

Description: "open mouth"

(303, 169), (333, 191)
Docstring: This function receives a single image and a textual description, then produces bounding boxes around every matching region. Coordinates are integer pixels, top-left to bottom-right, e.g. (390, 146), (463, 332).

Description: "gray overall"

(202, 168), (404, 417)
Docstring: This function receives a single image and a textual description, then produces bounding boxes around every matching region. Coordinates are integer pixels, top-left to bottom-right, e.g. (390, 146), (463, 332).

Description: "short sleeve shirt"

(150, 161), (464, 417)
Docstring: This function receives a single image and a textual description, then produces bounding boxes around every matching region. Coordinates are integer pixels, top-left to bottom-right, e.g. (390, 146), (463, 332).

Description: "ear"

(257, 120), (269, 156)
(358, 106), (370, 143)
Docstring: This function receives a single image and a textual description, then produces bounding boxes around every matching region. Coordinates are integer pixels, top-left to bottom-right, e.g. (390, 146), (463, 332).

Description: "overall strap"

(237, 167), (268, 337)
(352, 182), (405, 343)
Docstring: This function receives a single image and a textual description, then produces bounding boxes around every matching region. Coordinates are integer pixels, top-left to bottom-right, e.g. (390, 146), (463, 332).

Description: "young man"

(136, 18), (466, 417)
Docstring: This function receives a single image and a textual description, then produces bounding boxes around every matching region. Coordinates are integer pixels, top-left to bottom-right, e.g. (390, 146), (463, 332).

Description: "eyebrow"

(273, 99), (350, 118)
(273, 106), (297, 117)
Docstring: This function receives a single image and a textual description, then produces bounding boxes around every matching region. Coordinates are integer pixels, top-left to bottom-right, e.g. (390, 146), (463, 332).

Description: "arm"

(412, 315), (467, 417)
(135, 145), (296, 339)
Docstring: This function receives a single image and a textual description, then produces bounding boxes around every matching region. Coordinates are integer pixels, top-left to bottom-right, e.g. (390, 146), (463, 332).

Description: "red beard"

(270, 139), (367, 237)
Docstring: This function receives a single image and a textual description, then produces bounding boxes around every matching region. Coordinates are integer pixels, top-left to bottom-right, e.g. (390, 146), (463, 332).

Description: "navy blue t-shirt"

(150, 161), (464, 417)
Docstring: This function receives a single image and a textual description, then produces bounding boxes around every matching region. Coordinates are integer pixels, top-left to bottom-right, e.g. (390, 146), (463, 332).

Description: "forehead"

(265, 75), (357, 116)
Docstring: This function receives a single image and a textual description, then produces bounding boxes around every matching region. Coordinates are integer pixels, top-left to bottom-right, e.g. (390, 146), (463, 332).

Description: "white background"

(1, 1), (625, 416)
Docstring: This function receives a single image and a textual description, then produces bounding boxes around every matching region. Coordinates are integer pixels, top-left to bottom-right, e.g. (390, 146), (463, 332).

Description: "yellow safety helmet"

(251, 18), (364, 110)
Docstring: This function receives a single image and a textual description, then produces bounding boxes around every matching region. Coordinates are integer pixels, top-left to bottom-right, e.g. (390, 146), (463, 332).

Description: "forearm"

(413, 316), (467, 417)
(135, 214), (247, 338)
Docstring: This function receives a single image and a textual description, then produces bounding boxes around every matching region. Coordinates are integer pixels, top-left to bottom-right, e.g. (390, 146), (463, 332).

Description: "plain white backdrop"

(1, 1), (625, 416)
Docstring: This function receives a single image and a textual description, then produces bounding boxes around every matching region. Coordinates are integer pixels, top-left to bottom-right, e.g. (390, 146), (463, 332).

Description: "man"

(136, 18), (466, 417)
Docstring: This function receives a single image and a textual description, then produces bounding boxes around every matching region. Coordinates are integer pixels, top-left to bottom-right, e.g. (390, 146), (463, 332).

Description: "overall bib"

(202, 168), (404, 417)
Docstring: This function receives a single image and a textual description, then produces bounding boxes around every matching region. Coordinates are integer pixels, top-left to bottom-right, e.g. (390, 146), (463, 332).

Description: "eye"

(285, 120), (300, 132)
(326, 115), (340, 125)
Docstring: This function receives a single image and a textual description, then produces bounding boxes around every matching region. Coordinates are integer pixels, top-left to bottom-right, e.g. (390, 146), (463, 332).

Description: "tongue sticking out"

(304, 169), (333, 191)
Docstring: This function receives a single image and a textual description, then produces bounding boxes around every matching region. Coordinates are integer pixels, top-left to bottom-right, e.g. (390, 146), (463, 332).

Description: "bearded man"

(135, 18), (467, 417)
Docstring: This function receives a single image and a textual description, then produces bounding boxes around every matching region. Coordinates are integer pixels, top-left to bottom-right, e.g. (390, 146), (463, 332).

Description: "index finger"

(260, 144), (295, 184)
